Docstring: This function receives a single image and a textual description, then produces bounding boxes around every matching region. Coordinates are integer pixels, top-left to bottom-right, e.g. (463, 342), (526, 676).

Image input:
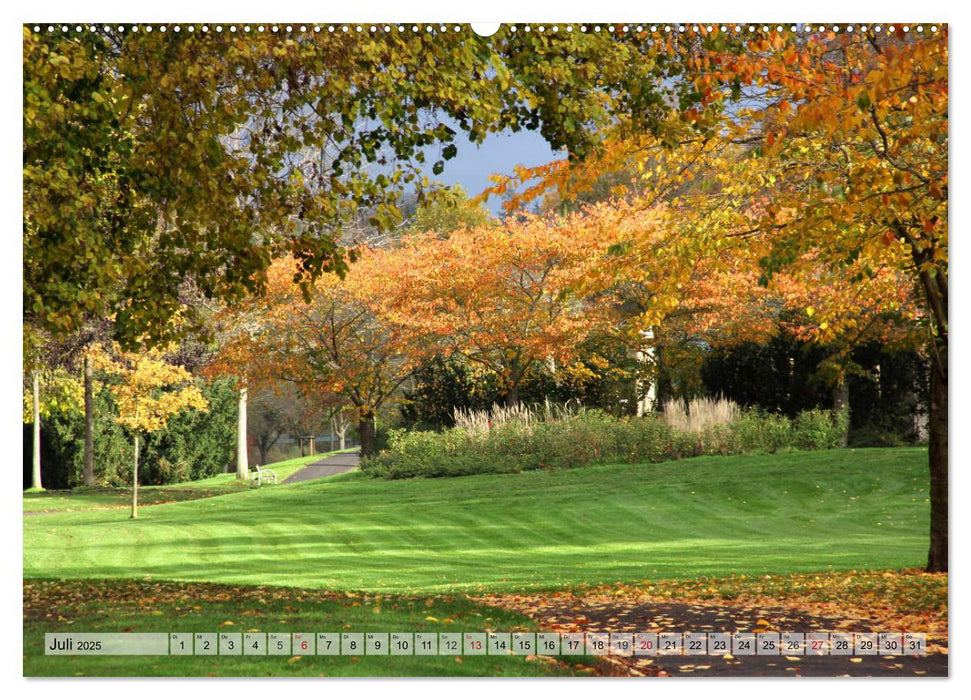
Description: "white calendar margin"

(6, 1), (961, 700)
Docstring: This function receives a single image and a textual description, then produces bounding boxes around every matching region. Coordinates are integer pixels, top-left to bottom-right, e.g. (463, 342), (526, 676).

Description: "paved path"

(283, 451), (361, 483)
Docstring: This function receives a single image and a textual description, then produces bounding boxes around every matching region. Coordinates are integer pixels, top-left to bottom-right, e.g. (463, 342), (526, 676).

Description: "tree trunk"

(636, 330), (657, 416)
(31, 371), (42, 490)
(926, 344), (947, 572)
(505, 384), (520, 407)
(654, 345), (673, 407)
(899, 222), (947, 573)
(335, 412), (348, 450)
(236, 384), (249, 480)
(359, 410), (376, 458)
(831, 379), (849, 448)
(83, 354), (96, 486)
(130, 434), (139, 520)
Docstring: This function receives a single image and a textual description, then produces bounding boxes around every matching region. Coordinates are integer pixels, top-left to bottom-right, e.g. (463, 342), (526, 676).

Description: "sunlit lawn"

(23, 449), (357, 512)
(24, 448), (929, 594)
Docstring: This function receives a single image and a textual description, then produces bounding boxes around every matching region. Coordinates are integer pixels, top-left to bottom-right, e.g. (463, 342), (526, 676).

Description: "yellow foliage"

(90, 342), (208, 433)
(22, 367), (84, 422)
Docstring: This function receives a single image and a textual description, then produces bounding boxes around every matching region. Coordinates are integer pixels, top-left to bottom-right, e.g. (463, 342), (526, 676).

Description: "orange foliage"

(362, 210), (628, 397)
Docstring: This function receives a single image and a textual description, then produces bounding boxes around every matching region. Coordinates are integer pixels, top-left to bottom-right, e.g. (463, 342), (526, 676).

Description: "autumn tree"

(247, 380), (347, 463)
(91, 343), (207, 518)
(213, 256), (423, 457)
(606, 235), (919, 429)
(248, 386), (294, 466)
(366, 211), (626, 405)
(405, 185), (494, 235)
(494, 26), (947, 571)
(582, 200), (779, 409)
(770, 254), (923, 443)
(698, 26), (949, 571)
(23, 25), (708, 355)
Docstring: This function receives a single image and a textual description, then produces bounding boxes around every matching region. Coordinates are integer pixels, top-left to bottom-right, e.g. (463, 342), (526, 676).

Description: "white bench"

(250, 467), (277, 486)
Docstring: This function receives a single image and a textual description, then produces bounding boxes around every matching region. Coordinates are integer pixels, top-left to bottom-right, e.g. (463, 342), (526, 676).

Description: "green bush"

(362, 406), (847, 480)
(793, 408), (846, 450)
(139, 378), (237, 484)
(25, 378), (236, 489)
(731, 409), (793, 453)
(25, 389), (133, 489)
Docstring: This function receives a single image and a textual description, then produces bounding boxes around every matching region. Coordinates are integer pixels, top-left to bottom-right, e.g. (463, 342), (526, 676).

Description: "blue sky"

(434, 127), (561, 214)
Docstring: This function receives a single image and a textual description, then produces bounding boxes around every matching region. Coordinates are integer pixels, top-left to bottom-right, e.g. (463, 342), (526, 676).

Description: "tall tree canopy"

(497, 25), (947, 571)
(23, 24), (706, 352)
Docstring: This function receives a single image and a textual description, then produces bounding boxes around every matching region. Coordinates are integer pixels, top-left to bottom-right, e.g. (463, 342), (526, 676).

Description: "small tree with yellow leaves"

(91, 343), (208, 518)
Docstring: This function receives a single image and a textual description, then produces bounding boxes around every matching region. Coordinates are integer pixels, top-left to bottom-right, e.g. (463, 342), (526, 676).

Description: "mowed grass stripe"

(21, 450), (355, 512)
(24, 448), (929, 593)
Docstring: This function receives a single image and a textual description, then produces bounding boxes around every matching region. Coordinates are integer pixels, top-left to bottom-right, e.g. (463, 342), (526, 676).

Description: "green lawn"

(23, 448), (929, 594)
(23, 449), (357, 512)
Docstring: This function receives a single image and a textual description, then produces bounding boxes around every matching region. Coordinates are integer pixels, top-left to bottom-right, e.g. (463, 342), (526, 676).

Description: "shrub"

(139, 377), (236, 484)
(24, 377), (236, 489)
(793, 408), (846, 450)
(361, 400), (847, 480)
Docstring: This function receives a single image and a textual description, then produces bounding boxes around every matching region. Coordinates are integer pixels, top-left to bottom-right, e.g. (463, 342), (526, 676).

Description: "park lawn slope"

(22, 450), (357, 513)
(23, 448), (929, 594)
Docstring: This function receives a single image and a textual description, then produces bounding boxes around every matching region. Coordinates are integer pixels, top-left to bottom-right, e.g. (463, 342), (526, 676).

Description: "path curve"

(283, 452), (361, 483)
